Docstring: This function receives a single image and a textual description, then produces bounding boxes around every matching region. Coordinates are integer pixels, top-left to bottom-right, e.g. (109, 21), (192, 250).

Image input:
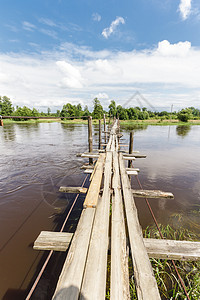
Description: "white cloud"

(39, 28), (58, 39)
(1, 40), (200, 111)
(56, 61), (84, 88)
(157, 40), (191, 56)
(179, 0), (192, 20)
(102, 17), (125, 39)
(22, 21), (36, 31)
(39, 18), (57, 27)
(92, 13), (101, 22)
(95, 93), (109, 99)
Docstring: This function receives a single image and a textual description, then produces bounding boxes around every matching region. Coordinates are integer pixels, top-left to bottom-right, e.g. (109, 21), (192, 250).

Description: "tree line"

(0, 95), (200, 122)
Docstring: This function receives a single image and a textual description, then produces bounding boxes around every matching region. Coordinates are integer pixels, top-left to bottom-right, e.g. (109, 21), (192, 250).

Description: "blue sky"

(0, 0), (200, 112)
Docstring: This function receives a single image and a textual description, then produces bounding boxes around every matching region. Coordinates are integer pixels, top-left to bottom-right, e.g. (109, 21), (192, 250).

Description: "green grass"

(2, 118), (60, 124)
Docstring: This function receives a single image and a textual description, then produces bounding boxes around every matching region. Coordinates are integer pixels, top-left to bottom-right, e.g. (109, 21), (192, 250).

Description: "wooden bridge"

(33, 118), (200, 300)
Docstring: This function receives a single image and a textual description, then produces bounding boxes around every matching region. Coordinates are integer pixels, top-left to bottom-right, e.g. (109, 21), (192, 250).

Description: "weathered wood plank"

(119, 153), (161, 300)
(126, 170), (138, 175)
(84, 169), (93, 174)
(53, 208), (95, 300)
(123, 153), (146, 158)
(126, 168), (140, 172)
(111, 145), (130, 300)
(80, 151), (112, 300)
(132, 189), (174, 199)
(144, 238), (200, 261)
(34, 231), (73, 251)
(81, 153), (99, 158)
(83, 153), (105, 208)
(123, 156), (136, 160)
(59, 187), (88, 194)
(80, 165), (94, 169)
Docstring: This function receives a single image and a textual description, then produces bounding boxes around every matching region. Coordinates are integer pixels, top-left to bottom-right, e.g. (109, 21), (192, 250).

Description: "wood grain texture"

(34, 231), (73, 251)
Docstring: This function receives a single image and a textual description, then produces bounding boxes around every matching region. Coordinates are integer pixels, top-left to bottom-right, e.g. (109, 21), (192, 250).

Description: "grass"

(106, 225), (200, 299)
(2, 118), (60, 124)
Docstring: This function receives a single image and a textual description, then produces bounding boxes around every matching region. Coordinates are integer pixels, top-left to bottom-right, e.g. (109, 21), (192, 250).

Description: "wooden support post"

(88, 116), (93, 165)
(99, 119), (102, 150)
(128, 131), (133, 168)
(103, 114), (106, 145)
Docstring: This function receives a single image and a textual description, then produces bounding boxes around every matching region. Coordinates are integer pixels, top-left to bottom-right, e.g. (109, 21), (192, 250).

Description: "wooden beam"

(123, 153), (146, 158)
(119, 153), (161, 300)
(34, 231), (73, 251)
(123, 156), (136, 160)
(111, 143), (130, 300)
(80, 165), (94, 169)
(81, 153), (99, 158)
(53, 208), (95, 300)
(126, 170), (138, 176)
(132, 189), (174, 199)
(126, 168), (140, 172)
(144, 238), (200, 261)
(59, 187), (88, 194)
(84, 169), (93, 174)
(81, 151), (113, 299)
(83, 153), (105, 208)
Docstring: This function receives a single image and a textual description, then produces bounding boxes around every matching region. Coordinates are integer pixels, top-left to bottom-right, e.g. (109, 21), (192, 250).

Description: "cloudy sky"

(0, 0), (200, 112)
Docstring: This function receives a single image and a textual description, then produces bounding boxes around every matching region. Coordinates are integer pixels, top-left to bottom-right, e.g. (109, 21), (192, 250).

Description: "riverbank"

(2, 118), (200, 126)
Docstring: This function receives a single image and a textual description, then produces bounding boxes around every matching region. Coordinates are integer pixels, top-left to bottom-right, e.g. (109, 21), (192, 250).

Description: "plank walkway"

(51, 120), (160, 300)
(33, 119), (200, 299)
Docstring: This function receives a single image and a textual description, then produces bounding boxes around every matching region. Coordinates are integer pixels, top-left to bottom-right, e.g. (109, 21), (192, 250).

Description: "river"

(0, 122), (200, 299)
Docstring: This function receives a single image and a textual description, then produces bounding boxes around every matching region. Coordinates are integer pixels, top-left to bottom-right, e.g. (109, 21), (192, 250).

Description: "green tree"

(83, 105), (90, 117)
(92, 98), (103, 119)
(0, 96), (14, 115)
(14, 106), (34, 120)
(177, 108), (192, 122)
(74, 104), (82, 117)
(116, 105), (128, 120)
(108, 100), (117, 118)
(60, 103), (76, 119)
(47, 107), (51, 115)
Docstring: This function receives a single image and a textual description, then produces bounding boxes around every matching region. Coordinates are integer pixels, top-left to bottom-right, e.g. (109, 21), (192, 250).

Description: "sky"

(0, 0), (200, 112)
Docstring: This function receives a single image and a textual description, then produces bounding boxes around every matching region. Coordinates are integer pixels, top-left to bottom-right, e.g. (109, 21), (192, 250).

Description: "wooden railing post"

(88, 116), (93, 164)
(99, 119), (102, 150)
(128, 131), (133, 168)
(103, 114), (106, 144)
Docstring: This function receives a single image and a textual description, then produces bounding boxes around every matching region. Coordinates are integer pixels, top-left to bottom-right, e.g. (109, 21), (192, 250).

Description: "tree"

(108, 100), (117, 118)
(177, 108), (192, 122)
(47, 107), (51, 115)
(92, 98), (103, 119)
(0, 96), (14, 115)
(116, 105), (128, 120)
(74, 104), (83, 117)
(14, 106), (33, 120)
(83, 105), (90, 117)
(60, 103), (76, 119)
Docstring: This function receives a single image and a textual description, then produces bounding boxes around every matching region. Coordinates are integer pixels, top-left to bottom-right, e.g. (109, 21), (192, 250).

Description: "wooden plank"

(144, 238), (200, 261)
(84, 169), (93, 174)
(119, 153), (161, 300)
(53, 208), (95, 300)
(81, 151), (112, 299)
(126, 168), (140, 172)
(59, 187), (88, 194)
(126, 170), (138, 175)
(132, 189), (174, 199)
(83, 153), (105, 208)
(81, 154), (99, 158)
(123, 156), (136, 160)
(111, 145), (130, 300)
(123, 153), (146, 158)
(80, 165), (94, 169)
(34, 231), (73, 251)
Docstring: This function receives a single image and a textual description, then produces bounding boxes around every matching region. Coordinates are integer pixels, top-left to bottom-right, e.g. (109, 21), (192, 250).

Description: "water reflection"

(1, 124), (16, 141)
(176, 125), (191, 137)
(120, 123), (148, 131)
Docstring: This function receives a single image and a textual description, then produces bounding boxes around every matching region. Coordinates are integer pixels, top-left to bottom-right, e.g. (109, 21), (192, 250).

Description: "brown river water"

(0, 122), (200, 299)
